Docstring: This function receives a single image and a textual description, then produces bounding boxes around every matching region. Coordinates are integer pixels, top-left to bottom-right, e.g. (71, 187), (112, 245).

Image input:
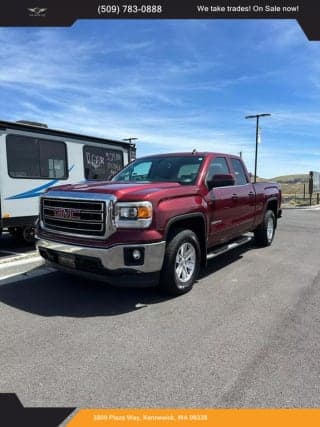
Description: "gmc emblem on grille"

(53, 207), (81, 219)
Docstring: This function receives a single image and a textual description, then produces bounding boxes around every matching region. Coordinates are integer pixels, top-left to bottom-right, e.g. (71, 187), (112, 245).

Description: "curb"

(282, 204), (320, 210)
(0, 250), (39, 266)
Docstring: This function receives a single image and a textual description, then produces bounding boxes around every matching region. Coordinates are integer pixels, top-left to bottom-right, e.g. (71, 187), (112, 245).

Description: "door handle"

(231, 194), (238, 201)
(248, 192), (255, 198)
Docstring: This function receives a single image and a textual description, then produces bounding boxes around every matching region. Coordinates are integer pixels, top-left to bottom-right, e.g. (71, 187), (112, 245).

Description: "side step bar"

(207, 235), (252, 260)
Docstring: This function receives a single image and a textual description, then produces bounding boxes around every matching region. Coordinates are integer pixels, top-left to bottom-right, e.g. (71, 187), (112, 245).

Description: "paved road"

(0, 209), (320, 408)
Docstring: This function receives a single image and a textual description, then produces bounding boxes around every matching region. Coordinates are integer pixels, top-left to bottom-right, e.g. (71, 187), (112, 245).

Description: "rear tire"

(8, 227), (23, 240)
(159, 229), (200, 296)
(9, 226), (35, 245)
(254, 210), (276, 247)
(22, 226), (35, 245)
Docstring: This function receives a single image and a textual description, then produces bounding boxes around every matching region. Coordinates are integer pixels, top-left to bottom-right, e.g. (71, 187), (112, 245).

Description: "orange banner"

(66, 408), (320, 427)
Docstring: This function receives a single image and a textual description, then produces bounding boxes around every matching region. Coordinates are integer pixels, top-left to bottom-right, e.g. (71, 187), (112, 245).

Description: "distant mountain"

(270, 174), (308, 184)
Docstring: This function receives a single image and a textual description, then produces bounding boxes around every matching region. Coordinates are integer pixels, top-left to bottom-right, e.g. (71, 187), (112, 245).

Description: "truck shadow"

(0, 242), (255, 318)
(0, 270), (166, 317)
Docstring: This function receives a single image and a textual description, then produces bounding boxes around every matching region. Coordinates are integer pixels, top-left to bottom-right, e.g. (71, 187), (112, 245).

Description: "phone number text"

(98, 4), (163, 15)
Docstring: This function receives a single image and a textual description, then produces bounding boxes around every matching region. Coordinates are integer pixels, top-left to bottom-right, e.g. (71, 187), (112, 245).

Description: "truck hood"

(48, 181), (200, 203)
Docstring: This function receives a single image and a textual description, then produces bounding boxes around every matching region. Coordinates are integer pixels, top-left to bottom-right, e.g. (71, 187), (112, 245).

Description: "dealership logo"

(28, 7), (47, 17)
(53, 208), (81, 220)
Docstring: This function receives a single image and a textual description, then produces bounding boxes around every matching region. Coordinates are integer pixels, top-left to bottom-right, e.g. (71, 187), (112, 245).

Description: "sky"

(0, 19), (320, 178)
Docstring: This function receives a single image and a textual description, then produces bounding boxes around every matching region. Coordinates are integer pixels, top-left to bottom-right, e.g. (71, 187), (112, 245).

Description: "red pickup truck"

(36, 152), (282, 295)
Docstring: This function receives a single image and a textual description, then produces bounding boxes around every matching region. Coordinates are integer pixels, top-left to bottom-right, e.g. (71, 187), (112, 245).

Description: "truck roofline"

(132, 152), (242, 160)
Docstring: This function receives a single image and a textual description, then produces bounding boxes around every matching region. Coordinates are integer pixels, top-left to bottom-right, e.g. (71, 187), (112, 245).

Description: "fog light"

(124, 247), (145, 266)
(132, 249), (141, 260)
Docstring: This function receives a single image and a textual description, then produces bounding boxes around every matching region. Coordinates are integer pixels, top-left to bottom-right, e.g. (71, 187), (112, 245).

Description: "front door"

(205, 156), (238, 247)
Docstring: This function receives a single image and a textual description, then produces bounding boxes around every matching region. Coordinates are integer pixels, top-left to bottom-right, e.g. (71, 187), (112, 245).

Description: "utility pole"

(245, 113), (271, 183)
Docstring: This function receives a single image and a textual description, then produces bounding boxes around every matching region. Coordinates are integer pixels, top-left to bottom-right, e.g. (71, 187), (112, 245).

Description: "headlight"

(115, 201), (153, 228)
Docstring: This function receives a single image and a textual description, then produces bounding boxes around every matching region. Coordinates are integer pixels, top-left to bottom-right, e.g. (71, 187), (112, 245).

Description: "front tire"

(254, 210), (276, 247)
(159, 229), (200, 296)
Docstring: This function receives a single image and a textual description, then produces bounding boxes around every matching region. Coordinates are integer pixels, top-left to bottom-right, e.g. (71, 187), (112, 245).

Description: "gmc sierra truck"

(36, 152), (282, 295)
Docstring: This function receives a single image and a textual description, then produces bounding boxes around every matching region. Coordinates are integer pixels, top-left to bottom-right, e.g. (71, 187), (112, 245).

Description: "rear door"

(228, 157), (256, 235)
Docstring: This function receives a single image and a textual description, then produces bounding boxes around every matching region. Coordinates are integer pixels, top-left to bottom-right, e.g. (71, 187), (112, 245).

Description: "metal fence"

(282, 193), (320, 206)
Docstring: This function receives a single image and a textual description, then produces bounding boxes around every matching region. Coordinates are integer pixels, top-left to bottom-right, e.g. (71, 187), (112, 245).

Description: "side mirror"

(207, 173), (235, 189)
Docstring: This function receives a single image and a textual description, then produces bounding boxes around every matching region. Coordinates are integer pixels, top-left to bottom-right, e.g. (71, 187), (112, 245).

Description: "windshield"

(112, 156), (204, 185)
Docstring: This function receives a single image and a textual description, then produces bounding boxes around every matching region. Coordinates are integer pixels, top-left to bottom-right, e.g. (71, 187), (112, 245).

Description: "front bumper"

(36, 238), (166, 287)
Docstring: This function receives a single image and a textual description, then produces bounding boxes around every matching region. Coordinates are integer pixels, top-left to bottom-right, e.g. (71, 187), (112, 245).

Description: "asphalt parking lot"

(0, 209), (320, 409)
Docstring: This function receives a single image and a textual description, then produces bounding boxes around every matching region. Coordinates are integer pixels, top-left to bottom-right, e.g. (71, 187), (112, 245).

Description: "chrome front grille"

(41, 197), (106, 237)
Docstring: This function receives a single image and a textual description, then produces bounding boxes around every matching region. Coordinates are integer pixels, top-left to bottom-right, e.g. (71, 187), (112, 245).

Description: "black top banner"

(1, 0), (320, 40)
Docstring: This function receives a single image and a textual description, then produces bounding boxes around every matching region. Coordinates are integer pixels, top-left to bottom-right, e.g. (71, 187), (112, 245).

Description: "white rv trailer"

(0, 120), (136, 243)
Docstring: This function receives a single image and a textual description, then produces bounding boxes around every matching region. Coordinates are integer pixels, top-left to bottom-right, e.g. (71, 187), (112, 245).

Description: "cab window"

(207, 157), (229, 180)
(231, 158), (248, 185)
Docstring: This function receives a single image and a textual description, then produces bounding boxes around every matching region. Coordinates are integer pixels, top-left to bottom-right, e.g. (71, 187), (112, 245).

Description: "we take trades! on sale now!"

(198, 4), (300, 13)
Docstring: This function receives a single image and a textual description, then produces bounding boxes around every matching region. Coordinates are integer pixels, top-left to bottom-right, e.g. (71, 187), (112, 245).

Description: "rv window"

(83, 146), (123, 180)
(39, 139), (67, 178)
(7, 135), (40, 178)
(6, 134), (67, 179)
